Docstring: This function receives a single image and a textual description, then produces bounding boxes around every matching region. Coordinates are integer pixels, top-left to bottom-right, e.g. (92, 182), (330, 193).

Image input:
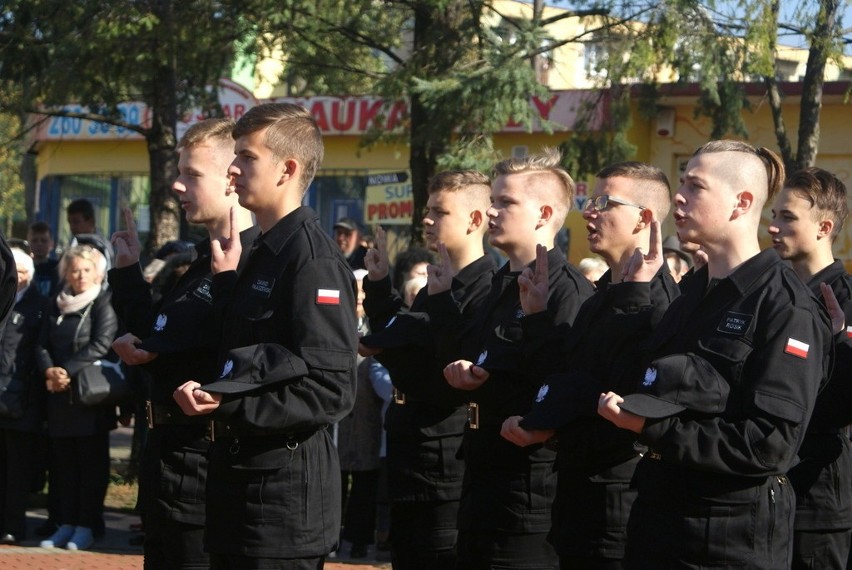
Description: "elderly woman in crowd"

(36, 245), (118, 551)
(0, 248), (49, 544)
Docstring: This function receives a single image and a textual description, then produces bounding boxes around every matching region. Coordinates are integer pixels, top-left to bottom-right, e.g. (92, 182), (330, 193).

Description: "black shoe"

(34, 521), (57, 538)
(350, 542), (368, 558)
(0, 533), (16, 545)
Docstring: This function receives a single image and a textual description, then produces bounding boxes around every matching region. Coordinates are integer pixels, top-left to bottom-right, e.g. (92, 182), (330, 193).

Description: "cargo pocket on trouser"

(674, 486), (759, 566)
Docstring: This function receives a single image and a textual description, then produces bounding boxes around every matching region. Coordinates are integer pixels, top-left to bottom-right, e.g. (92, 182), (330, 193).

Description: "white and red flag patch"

(316, 289), (341, 305)
(846, 326), (852, 339)
(784, 338), (809, 359)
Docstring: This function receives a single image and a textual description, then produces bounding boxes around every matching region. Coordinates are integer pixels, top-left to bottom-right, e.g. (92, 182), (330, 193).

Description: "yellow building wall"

(36, 140), (149, 176)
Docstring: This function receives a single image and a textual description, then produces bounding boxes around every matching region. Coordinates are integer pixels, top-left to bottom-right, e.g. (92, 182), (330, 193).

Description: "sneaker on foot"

(39, 524), (75, 548)
(66, 526), (94, 551)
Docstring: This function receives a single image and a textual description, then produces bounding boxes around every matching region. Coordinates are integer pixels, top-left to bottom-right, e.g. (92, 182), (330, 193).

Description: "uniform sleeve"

(107, 264), (153, 336)
(64, 293), (119, 377)
(209, 258), (357, 433)
(363, 275), (405, 330)
(639, 303), (829, 476)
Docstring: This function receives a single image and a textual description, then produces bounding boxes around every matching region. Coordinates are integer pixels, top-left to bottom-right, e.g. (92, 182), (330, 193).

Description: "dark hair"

(392, 247), (435, 289)
(233, 103), (324, 194)
(693, 140), (785, 201)
(785, 167), (849, 240)
(66, 198), (95, 221)
(28, 221), (53, 236)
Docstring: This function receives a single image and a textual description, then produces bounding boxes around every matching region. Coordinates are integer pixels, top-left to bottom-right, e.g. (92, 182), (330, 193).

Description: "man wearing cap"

(499, 161), (678, 569)
(334, 217), (368, 270)
(359, 170), (496, 569)
(109, 118), (257, 569)
(768, 167), (852, 569)
(442, 149), (593, 569)
(598, 140), (832, 569)
(173, 103), (356, 569)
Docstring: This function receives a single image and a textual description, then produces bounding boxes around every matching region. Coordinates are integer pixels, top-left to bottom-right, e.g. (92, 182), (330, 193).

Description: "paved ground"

(0, 427), (390, 569)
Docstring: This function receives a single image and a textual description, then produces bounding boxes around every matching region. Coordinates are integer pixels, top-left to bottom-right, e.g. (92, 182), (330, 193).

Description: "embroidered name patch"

(250, 277), (275, 297)
(316, 289), (340, 305)
(192, 278), (213, 303)
(717, 312), (753, 335)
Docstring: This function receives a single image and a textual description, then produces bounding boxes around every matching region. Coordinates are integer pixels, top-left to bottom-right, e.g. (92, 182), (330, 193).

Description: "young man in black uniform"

(500, 162), (679, 569)
(442, 148), (594, 569)
(599, 140), (832, 569)
(768, 167), (852, 569)
(173, 103), (357, 570)
(109, 118), (256, 569)
(359, 170), (495, 569)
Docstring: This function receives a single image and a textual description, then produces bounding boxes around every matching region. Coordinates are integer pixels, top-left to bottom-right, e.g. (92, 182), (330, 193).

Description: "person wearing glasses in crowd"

(598, 140), (832, 569)
(500, 162), (678, 569)
(441, 148), (594, 569)
(768, 167), (852, 569)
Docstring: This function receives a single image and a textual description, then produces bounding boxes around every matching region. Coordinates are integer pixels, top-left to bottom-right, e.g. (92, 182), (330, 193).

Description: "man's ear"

(277, 158), (299, 186)
(536, 204), (553, 229)
(732, 191), (754, 220)
(636, 207), (653, 231)
(817, 217), (834, 240)
(468, 209), (484, 234)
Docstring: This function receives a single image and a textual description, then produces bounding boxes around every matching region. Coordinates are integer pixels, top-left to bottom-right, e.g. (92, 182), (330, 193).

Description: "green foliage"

(0, 114), (25, 223)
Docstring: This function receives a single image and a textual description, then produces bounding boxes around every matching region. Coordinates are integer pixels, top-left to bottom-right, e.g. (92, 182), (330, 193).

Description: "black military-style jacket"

(362, 254), (496, 501)
(441, 247), (593, 532)
(519, 264), (679, 558)
(788, 259), (852, 530)
(626, 248), (832, 568)
(203, 206), (357, 558)
(108, 227), (259, 525)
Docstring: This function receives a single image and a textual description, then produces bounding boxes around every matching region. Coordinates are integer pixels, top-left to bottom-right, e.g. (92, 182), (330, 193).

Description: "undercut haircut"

(177, 118), (235, 152)
(597, 161), (672, 221)
(492, 147), (575, 222)
(693, 140), (785, 204)
(428, 170), (491, 209)
(233, 103), (324, 194)
(785, 167), (849, 240)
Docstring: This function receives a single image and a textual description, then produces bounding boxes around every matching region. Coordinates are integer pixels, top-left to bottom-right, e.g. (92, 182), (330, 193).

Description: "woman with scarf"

(36, 245), (118, 551)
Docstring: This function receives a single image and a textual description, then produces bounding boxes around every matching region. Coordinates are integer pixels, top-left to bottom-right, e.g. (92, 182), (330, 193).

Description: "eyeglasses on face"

(584, 195), (646, 212)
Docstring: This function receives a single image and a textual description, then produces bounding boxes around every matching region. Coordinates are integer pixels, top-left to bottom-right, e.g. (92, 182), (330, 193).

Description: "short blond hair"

(492, 147), (575, 223)
(59, 245), (105, 282)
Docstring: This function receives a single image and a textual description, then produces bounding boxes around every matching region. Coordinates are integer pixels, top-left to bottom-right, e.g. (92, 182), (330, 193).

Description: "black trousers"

(456, 527), (558, 570)
(209, 554), (324, 569)
(144, 518), (208, 570)
(390, 500), (459, 570)
(793, 528), (852, 570)
(0, 429), (39, 537)
(340, 469), (379, 545)
(51, 432), (110, 528)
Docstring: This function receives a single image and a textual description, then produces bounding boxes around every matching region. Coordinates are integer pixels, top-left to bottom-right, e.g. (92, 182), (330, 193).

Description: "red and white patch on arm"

(316, 289), (341, 305)
(846, 326), (852, 339)
(784, 338), (809, 359)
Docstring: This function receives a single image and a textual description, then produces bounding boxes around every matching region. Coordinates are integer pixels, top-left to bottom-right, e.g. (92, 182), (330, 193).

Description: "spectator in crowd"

(37, 245), (118, 551)
(338, 269), (390, 559)
(662, 235), (693, 283)
(0, 247), (49, 544)
(392, 247), (433, 298)
(577, 256), (608, 285)
(67, 199), (114, 276)
(335, 217), (369, 270)
(28, 222), (60, 298)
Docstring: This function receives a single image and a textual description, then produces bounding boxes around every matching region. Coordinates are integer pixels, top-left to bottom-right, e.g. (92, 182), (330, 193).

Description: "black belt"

(211, 422), (328, 450)
(146, 400), (211, 429)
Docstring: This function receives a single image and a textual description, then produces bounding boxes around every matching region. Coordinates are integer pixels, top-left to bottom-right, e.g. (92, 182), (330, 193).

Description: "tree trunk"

(795, 0), (838, 170)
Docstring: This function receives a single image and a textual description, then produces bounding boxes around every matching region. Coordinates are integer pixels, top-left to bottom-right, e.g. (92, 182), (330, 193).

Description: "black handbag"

(71, 302), (130, 407)
(0, 374), (23, 418)
(74, 357), (130, 406)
